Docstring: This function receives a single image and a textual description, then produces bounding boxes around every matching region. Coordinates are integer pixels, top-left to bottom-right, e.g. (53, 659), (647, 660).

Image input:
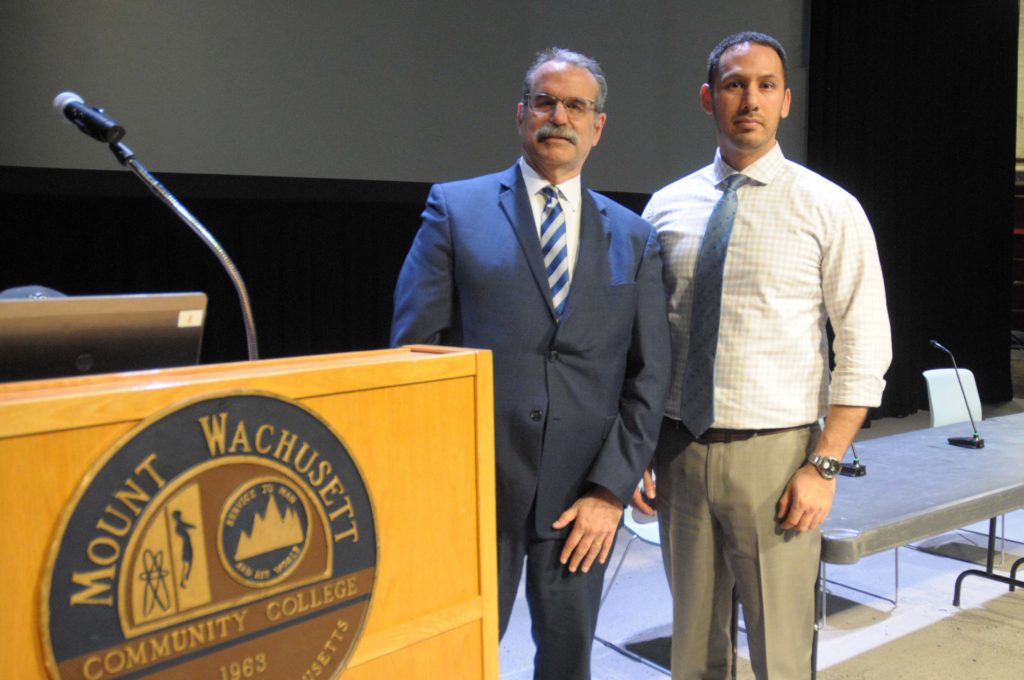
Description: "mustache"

(536, 123), (578, 145)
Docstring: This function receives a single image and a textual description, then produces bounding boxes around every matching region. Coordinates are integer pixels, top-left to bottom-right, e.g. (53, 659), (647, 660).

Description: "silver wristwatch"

(806, 453), (841, 480)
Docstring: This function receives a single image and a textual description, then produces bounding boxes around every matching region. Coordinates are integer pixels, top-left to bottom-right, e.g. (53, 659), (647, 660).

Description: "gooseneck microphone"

(928, 340), (984, 448)
(53, 92), (125, 144)
(53, 91), (259, 361)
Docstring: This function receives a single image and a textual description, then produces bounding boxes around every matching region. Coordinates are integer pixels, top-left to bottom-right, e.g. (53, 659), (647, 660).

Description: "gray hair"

(522, 47), (608, 112)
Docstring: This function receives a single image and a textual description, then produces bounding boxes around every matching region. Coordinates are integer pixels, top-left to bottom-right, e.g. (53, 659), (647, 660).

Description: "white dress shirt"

(519, 158), (582, 283)
(643, 144), (892, 428)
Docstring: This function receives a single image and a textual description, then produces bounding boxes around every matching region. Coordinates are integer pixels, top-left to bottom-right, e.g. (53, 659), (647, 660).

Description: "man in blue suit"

(391, 47), (671, 679)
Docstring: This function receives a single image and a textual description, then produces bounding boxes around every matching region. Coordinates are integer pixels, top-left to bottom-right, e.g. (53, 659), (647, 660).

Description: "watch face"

(821, 457), (841, 477)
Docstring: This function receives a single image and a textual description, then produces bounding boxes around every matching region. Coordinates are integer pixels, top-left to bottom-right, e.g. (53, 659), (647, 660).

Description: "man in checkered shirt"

(637, 32), (891, 679)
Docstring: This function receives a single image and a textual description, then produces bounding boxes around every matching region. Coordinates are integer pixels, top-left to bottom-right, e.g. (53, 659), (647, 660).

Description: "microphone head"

(929, 339), (949, 353)
(53, 91), (84, 123)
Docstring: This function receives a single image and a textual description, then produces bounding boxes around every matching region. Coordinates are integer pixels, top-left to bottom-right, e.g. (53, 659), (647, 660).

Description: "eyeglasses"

(524, 92), (599, 119)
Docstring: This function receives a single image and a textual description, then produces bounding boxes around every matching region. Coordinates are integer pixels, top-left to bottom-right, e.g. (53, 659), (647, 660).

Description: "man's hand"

(630, 467), (656, 516)
(552, 485), (624, 573)
(777, 464), (836, 532)
(776, 404), (868, 532)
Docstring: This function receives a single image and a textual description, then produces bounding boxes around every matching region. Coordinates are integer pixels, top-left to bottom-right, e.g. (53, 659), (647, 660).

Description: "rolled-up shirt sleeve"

(822, 194), (892, 407)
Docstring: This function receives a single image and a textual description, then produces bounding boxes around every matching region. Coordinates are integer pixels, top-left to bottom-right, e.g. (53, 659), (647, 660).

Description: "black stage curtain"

(808, 0), (1018, 417)
(0, 166), (648, 368)
(0, 168), (428, 365)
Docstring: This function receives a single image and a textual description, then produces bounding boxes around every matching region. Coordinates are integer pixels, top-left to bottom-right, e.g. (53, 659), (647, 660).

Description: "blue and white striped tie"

(540, 186), (570, 318)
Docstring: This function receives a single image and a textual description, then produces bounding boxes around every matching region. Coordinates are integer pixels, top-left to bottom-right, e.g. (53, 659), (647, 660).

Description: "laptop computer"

(0, 292), (207, 382)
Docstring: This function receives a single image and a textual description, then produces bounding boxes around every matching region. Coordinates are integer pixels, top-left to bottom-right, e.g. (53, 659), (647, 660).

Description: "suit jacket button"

(530, 409), (543, 421)
(548, 350), (559, 361)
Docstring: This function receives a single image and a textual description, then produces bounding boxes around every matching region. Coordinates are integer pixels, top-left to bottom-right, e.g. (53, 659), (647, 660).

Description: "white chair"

(922, 368), (982, 427)
(621, 504), (661, 546)
(921, 368), (1006, 563)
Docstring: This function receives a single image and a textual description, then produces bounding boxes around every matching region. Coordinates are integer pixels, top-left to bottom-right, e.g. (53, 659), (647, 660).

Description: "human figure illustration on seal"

(173, 510), (197, 588)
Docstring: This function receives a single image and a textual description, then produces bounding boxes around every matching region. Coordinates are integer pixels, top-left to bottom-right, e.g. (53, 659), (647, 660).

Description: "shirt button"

(530, 409), (543, 421)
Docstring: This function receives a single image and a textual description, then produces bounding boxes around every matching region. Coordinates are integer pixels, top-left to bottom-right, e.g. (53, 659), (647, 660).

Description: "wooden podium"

(0, 346), (498, 679)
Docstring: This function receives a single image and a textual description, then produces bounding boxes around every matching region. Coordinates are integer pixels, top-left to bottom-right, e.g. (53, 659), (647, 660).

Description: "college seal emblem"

(41, 392), (377, 680)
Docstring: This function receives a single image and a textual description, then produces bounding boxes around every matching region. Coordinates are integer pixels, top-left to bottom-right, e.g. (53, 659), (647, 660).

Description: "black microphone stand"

(929, 340), (983, 448)
(107, 142), (259, 361)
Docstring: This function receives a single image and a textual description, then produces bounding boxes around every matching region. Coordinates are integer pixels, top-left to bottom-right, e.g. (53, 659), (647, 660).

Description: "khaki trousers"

(654, 420), (820, 680)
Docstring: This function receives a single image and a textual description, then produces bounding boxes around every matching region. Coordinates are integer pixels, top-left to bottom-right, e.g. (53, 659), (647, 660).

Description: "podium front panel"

(0, 346), (497, 680)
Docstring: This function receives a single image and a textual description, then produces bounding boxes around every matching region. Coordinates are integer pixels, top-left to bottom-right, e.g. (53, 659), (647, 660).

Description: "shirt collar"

(519, 157), (582, 211)
(712, 143), (786, 188)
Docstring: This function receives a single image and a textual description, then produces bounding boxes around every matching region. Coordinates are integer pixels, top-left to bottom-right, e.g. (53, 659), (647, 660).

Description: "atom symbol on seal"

(138, 549), (171, 615)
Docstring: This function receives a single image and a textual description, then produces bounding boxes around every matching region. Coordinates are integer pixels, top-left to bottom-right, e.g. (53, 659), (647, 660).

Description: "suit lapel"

(559, 187), (608, 323)
(498, 165), (560, 321)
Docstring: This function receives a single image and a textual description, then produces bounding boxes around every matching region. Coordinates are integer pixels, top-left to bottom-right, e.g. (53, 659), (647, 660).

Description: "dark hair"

(707, 31), (788, 89)
(522, 47), (608, 112)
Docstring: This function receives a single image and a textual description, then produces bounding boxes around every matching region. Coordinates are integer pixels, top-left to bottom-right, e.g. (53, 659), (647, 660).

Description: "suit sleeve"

(587, 224), (672, 505)
(390, 184), (455, 347)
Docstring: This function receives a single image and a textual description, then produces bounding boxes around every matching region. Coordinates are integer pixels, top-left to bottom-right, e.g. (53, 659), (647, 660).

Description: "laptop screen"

(0, 292), (207, 382)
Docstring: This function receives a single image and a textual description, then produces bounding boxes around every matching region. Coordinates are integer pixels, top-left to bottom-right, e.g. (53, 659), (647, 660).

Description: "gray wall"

(0, 1), (807, 194)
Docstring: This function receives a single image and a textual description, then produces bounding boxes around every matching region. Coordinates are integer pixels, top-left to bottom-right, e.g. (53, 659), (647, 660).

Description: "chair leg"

(594, 531), (670, 675)
(894, 546), (900, 605)
(730, 586), (739, 680)
(820, 562), (828, 626)
(599, 533), (638, 606)
(1000, 513), (1006, 566)
(812, 566), (825, 680)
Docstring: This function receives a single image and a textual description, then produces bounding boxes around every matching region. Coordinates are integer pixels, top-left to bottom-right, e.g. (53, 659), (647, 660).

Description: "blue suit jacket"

(391, 165), (670, 537)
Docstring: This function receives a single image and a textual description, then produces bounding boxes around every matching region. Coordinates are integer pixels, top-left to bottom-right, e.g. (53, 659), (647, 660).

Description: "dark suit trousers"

(497, 506), (614, 680)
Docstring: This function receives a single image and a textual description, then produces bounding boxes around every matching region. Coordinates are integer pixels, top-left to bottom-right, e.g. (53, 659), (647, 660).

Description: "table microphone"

(928, 339), (984, 448)
(839, 441), (867, 477)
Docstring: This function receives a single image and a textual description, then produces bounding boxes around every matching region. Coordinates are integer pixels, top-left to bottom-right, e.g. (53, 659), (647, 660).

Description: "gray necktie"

(680, 173), (749, 437)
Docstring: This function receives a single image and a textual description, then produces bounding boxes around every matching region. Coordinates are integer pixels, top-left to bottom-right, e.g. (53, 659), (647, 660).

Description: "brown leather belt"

(695, 425), (811, 443)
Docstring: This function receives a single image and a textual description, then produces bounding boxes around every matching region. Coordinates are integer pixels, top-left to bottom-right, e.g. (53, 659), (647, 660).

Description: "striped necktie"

(680, 173), (749, 437)
(539, 186), (570, 318)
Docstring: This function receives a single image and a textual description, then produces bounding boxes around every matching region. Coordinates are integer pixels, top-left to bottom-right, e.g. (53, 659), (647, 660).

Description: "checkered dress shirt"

(643, 144), (892, 428)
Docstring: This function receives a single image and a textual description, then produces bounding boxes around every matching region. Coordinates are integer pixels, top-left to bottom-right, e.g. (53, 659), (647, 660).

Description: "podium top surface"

(0, 345), (489, 439)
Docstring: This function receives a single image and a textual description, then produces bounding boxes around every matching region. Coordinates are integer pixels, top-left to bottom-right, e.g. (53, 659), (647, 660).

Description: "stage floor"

(499, 403), (1024, 679)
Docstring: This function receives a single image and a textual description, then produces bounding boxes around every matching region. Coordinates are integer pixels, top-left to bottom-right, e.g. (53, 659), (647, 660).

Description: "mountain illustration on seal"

(234, 494), (305, 560)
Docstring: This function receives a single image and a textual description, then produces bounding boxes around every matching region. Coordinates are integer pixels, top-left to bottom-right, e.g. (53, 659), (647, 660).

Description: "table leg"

(1010, 555), (1024, 592)
(952, 516), (1024, 605)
